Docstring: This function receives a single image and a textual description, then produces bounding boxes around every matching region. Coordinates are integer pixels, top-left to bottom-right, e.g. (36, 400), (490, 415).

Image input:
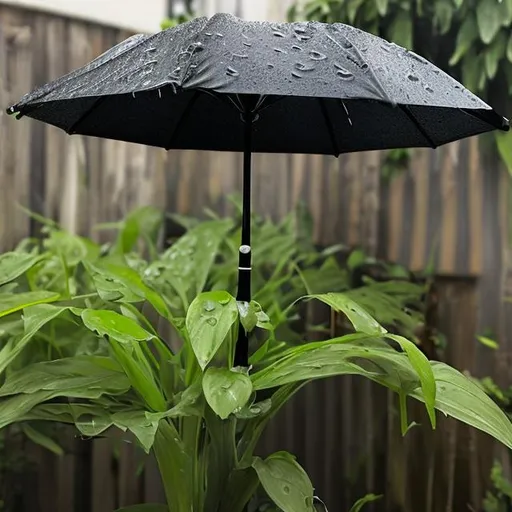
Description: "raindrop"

(215, 33), (224, 38)
(158, 89), (162, 99)
(249, 405), (261, 414)
(295, 62), (316, 72)
(336, 68), (354, 81)
(294, 26), (306, 34)
(221, 383), (232, 390)
(283, 485), (291, 495)
(309, 50), (326, 61)
(232, 53), (248, 60)
(425, 85), (434, 93)
(292, 71), (303, 79)
(342, 101), (353, 126)
(274, 47), (286, 54)
(131, 92), (136, 98)
(407, 74), (419, 82)
(205, 32), (213, 36)
(243, 41), (252, 47)
(361, 62), (369, 71)
(207, 318), (218, 326)
(341, 40), (353, 49)
(219, 298), (230, 305)
(204, 301), (216, 312)
(267, 63), (275, 69)
(226, 67), (239, 77)
(145, 47), (156, 52)
(381, 44), (391, 52)
(454, 85), (461, 89)
(291, 45), (302, 51)
(408, 51), (429, 64)
(273, 31), (286, 38)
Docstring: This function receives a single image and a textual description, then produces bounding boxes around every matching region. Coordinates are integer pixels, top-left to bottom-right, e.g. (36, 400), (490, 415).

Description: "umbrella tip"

(5, 105), (22, 119)
(502, 116), (510, 132)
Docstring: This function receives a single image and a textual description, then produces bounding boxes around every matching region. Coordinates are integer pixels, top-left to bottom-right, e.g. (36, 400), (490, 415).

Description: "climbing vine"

(289, 0), (512, 172)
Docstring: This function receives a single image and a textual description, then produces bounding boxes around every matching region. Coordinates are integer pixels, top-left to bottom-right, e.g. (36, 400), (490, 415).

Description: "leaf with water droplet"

(252, 452), (314, 512)
(186, 291), (238, 370)
(237, 301), (257, 333)
(203, 367), (252, 419)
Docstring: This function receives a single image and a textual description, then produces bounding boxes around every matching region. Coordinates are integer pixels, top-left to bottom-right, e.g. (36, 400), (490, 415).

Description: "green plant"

(1, 208), (512, 511)
(289, 0), (512, 172)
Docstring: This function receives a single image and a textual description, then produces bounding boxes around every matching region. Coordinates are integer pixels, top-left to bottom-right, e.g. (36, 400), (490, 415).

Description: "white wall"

(0, 0), (168, 32)
(199, 0), (295, 21)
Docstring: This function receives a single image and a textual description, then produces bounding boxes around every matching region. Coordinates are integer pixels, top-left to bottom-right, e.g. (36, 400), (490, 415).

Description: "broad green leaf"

(81, 309), (153, 344)
(86, 262), (171, 321)
(508, 33), (512, 62)
(153, 420), (193, 512)
(411, 362), (512, 450)
(219, 467), (260, 512)
(82, 308), (166, 411)
(252, 452), (314, 512)
(477, 0), (502, 44)
(485, 31), (507, 79)
(349, 494), (384, 512)
(159, 219), (233, 298)
(186, 291), (239, 369)
(496, 130), (512, 175)
(347, 249), (366, 270)
(0, 304), (66, 375)
(0, 252), (44, 286)
(0, 291), (60, 318)
(386, 334), (436, 428)
(434, 0), (453, 34)
(237, 301), (258, 333)
(112, 411), (159, 453)
(477, 335), (499, 349)
(388, 10), (413, 49)
(347, 0), (365, 23)
(251, 337), (420, 396)
(306, 293), (386, 336)
(45, 230), (99, 266)
(203, 367), (252, 419)
(114, 506), (168, 512)
(449, 14), (478, 65)
(21, 423), (64, 456)
(114, 206), (163, 255)
(376, 0), (388, 16)
(462, 51), (484, 92)
(0, 356), (128, 397)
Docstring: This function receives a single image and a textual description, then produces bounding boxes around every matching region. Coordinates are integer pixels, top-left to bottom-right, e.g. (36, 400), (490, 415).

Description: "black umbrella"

(7, 13), (509, 366)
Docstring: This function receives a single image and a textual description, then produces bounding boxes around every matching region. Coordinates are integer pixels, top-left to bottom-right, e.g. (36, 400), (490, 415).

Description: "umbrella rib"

(165, 90), (200, 150)
(399, 105), (437, 149)
(67, 96), (108, 134)
(318, 98), (340, 157)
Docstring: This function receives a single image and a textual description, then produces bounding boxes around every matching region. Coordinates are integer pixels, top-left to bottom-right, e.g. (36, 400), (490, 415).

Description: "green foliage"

(1, 206), (511, 511)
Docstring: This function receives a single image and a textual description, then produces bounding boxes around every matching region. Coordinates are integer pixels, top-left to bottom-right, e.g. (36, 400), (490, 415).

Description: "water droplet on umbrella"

(204, 301), (216, 312)
(455, 85), (461, 89)
(381, 44), (390, 52)
(407, 74), (419, 82)
(226, 67), (239, 77)
(292, 71), (303, 79)
(215, 33), (224, 38)
(232, 53), (248, 60)
(294, 26), (306, 34)
(273, 31), (286, 38)
(336, 68), (354, 81)
(205, 32), (212, 36)
(295, 62), (315, 72)
(309, 50), (326, 61)
(145, 47), (156, 52)
(267, 63), (275, 69)
(425, 85), (434, 93)
(292, 45), (302, 51)
(274, 48), (286, 54)
(206, 318), (218, 326)
(361, 62), (369, 71)
(341, 40), (353, 49)
(243, 41), (252, 47)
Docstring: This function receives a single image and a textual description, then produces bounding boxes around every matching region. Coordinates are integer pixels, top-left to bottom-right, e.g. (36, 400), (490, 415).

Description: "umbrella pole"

(234, 108), (253, 368)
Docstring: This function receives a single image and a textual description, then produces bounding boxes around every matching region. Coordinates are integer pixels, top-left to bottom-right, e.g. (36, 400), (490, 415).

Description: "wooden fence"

(0, 3), (511, 511)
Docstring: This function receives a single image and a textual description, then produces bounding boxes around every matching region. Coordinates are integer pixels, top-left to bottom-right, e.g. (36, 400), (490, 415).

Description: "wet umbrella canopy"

(7, 13), (509, 365)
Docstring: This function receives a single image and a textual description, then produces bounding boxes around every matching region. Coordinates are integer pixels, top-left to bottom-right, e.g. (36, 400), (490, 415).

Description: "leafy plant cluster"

(479, 377), (512, 512)
(289, 0), (512, 171)
(0, 206), (511, 511)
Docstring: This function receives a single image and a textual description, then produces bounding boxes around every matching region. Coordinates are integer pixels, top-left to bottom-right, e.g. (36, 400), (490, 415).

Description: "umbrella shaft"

(235, 110), (253, 367)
